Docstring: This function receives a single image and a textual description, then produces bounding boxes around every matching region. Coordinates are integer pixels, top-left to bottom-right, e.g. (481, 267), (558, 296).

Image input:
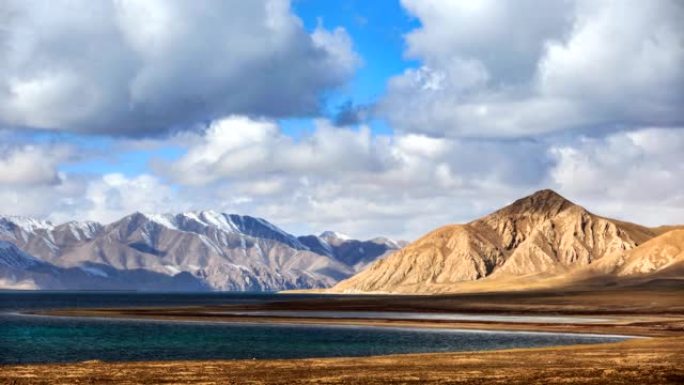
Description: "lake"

(0, 292), (629, 364)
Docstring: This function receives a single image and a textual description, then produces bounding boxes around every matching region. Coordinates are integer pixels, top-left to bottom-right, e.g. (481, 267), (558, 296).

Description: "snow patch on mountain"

(319, 231), (352, 241)
(79, 265), (109, 277)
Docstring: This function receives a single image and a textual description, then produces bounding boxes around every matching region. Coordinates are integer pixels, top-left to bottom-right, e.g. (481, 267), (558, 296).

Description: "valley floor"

(3, 284), (684, 385)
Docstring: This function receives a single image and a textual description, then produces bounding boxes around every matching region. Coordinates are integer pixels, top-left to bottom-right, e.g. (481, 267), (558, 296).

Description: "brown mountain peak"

(528, 188), (568, 201)
(515, 188), (572, 207)
(491, 189), (576, 219)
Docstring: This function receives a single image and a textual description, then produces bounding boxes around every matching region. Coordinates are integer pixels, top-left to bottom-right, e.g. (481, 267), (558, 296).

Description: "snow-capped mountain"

(0, 212), (402, 291)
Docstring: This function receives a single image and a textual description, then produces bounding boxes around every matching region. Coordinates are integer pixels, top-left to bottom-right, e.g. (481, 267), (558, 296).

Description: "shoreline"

(2, 287), (683, 384)
(24, 309), (659, 339)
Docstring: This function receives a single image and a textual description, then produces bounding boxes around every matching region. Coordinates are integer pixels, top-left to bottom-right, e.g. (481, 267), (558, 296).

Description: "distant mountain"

(331, 189), (682, 294)
(299, 231), (407, 273)
(0, 212), (401, 291)
(0, 239), (210, 291)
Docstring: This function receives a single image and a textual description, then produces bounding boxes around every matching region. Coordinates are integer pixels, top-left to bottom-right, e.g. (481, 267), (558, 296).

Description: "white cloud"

(401, 0), (572, 83)
(549, 127), (684, 226)
(1, 120), (682, 240)
(381, 0), (684, 137)
(0, 171), (187, 225)
(81, 173), (184, 223)
(165, 116), (391, 185)
(539, 0), (684, 126)
(0, 0), (359, 135)
(0, 144), (70, 185)
(150, 116), (550, 239)
(0, 173), (85, 220)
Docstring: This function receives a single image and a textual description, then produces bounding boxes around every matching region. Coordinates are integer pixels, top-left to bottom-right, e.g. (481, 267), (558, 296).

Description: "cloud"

(0, 174), (84, 220)
(548, 127), (684, 225)
(150, 116), (550, 238)
(1, 118), (681, 240)
(538, 0), (684, 126)
(164, 116), (392, 185)
(333, 100), (371, 126)
(0, 171), (187, 225)
(0, 143), (70, 185)
(0, 0), (359, 135)
(380, 0), (684, 137)
(149, 116), (683, 238)
(81, 173), (184, 223)
(401, 0), (572, 83)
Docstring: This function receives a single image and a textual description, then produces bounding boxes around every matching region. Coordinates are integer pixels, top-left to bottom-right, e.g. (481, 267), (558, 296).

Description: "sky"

(0, 0), (683, 240)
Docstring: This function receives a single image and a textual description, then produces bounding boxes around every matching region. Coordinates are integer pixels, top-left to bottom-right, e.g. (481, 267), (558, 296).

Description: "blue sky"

(286, 0), (418, 138)
(294, 0), (418, 105)
(0, 0), (682, 239)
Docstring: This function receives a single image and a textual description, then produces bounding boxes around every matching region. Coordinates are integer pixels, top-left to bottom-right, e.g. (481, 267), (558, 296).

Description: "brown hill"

(331, 189), (679, 294)
(616, 229), (684, 277)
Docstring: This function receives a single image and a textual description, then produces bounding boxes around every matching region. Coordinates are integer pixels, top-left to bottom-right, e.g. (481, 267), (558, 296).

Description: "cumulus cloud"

(80, 173), (185, 223)
(0, 170), (189, 225)
(401, 0), (572, 83)
(163, 116), (396, 186)
(1, 119), (682, 239)
(0, 173), (84, 219)
(380, 0), (684, 137)
(0, 0), (359, 135)
(149, 116), (549, 238)
(548, 127), (684, 226)
(145, 116), (682, 238)
(0, 143), (70, 185)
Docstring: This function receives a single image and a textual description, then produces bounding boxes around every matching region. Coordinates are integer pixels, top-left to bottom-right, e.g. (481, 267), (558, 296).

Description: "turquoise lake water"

(0, 292), (628, 364)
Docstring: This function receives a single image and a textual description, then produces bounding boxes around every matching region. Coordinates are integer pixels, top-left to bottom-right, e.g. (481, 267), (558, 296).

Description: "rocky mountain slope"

(332, 189), (682, 294)
(593, 229), (684, 278)
(0, 212), (400, 291)
(0, 240), (209, 291)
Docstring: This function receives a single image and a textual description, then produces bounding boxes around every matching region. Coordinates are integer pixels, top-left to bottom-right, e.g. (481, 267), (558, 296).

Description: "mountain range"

(331, 189), (684, 294)
(0, 211), (403, 291)
(4, 190), (681, 294)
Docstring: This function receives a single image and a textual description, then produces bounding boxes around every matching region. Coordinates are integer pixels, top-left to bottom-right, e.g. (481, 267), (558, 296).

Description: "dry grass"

(2, 337), (683, 385)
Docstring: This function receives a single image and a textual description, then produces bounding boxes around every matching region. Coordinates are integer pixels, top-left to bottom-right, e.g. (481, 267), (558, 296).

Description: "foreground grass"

(2, 336), (683, 385)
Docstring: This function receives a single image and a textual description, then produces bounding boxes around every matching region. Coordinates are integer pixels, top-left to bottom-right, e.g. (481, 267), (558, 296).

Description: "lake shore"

(2, 286), (683, 384)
